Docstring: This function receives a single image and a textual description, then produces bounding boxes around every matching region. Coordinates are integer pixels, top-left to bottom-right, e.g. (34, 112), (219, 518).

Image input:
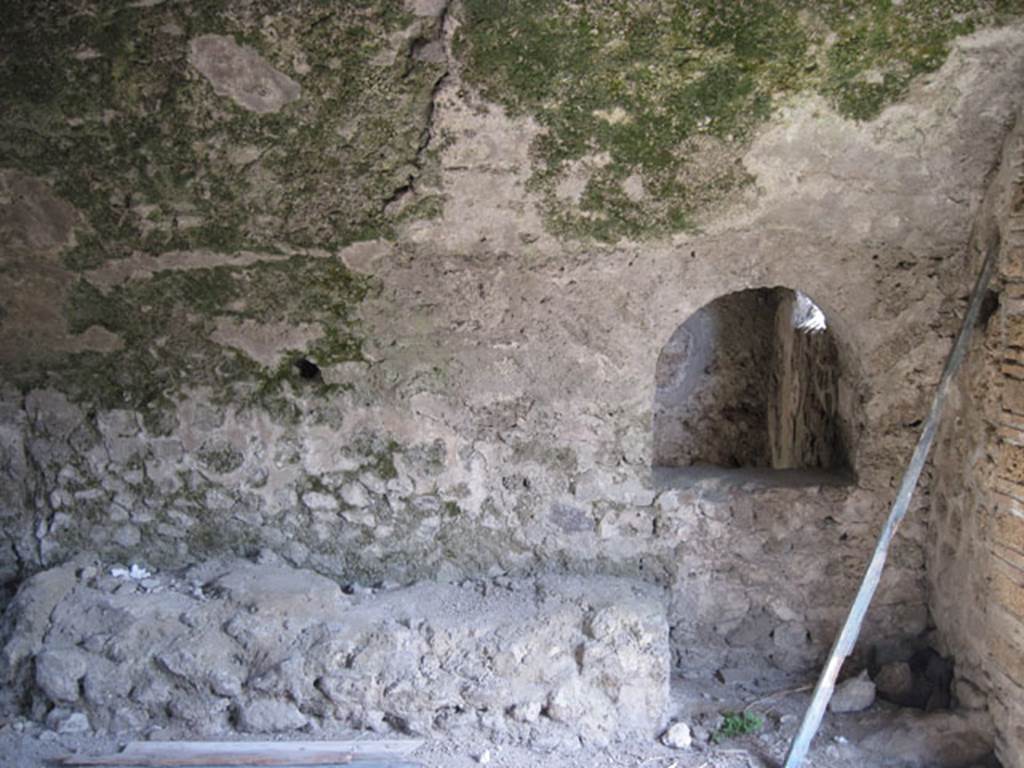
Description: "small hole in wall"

(294, 357), (321, 380)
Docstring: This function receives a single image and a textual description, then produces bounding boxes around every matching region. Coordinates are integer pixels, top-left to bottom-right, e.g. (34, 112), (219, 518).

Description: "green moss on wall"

(818, 0), (996, 119)
(457, 0), (1022, 241)
(11, 255), (370, 422)
(197, 440), (246, 474)
(369, 440), (401, 481)
(0, 0), (447, 268)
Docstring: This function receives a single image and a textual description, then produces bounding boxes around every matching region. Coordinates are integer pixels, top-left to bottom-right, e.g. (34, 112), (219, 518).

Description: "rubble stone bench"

(0, 558), (670, 747)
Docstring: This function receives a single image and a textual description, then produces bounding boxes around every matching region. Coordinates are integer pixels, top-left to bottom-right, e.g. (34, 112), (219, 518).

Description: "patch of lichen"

(817, 0), (997, 120)
(0, 0), (446, 269)
(197, 440), (246, 474)
(457, 0), (1021, 241)
(368, 440), (401, 481)
(16, 255), (370, 422)
(186, 517), (263, 561)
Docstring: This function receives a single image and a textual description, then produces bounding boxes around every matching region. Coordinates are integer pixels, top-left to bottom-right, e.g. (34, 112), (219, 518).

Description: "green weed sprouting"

(713, 711), (764, 743)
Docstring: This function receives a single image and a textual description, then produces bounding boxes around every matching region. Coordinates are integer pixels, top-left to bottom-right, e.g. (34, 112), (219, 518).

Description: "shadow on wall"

(653, 287), (851, 482)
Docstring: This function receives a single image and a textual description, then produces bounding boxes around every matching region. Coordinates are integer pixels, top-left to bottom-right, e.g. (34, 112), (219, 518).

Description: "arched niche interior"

(653, 287), (850, 481)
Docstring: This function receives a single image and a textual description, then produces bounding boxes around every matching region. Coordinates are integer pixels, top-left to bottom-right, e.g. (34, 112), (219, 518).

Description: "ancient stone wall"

(929, 110), (1024, 768)
(1, 1), (1024, 730)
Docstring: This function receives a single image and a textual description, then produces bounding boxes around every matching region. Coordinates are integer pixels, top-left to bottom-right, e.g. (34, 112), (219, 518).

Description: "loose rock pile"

(0, 557), (669, 746)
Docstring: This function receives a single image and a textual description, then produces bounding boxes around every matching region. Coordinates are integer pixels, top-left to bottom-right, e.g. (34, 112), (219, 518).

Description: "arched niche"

(653, 287), (849, 477)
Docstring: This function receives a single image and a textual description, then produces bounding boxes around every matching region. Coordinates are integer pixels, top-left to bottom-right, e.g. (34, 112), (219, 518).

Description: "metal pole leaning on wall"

(782, 236), (1001, 768)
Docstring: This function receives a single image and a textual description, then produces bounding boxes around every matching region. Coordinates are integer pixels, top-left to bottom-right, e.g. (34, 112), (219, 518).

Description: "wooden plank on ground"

(62, 753), (352, 767)
(121, 742), (423, 758)
(61, 756), (350, 766)
(62, 739), (424, 767)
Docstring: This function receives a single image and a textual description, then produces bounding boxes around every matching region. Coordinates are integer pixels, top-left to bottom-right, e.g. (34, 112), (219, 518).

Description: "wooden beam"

(62, 755), (351, 767)
(62, 739), (424, 767)
(121, 741), (423, 758)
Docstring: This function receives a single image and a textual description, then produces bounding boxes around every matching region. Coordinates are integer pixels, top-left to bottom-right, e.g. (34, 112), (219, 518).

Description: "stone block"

(1, 561), (669, 744)
(830, 670), (875, 713)
(1007, 316), (1024, 350)
(301, 491), (338, 512)
(188, 35), (301, 115)
(989, 631), (1024, 687)
(1002, 245), (1024, 280)
(661, 721), (692, 749)
(999, 423), (1024, 445)
(35, 648), (88, 703)
(340, 482), (370, 508)
(874, 661), (914, 704)
(994, 508), (1024, 555)
(993, 566), (1024, 621)
(997, 443), (1024, 485)
(1000, 360), (1024, 382)
(996, 478), (1024, 505)
(237, 699), (308, 733)
(1003, 378), (1024, 416)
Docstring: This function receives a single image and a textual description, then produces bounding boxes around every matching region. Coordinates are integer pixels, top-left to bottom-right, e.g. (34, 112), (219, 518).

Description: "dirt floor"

(0, 676), (999, 768)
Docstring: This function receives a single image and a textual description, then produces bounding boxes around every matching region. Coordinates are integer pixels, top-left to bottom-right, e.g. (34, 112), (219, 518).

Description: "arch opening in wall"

(653, 287), (850, 481)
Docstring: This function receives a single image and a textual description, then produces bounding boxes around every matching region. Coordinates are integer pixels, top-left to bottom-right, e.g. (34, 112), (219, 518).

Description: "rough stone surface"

(188, 35), (301, 114)
(0, 676), (1001, 768)
(3, 20), (1019, 696)
(927, 95), (1024, 768)
(830, 671), (876, 714)
(54, 711), (90, 735)
(34, 649), (88, 704)
(660, 721), (692, 750)
(0, 560), (669, 744)
(0, 2), (1023, 763)
(237, 699), (308, 733)
(875, 661), (915, 705)
(859, 710), (995, 768)
(0, 170), (119, 362)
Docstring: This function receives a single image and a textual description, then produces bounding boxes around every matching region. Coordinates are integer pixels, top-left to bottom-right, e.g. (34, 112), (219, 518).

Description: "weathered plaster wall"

(2, 0), (1024, 713)
(929, 111), (1024, 768)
